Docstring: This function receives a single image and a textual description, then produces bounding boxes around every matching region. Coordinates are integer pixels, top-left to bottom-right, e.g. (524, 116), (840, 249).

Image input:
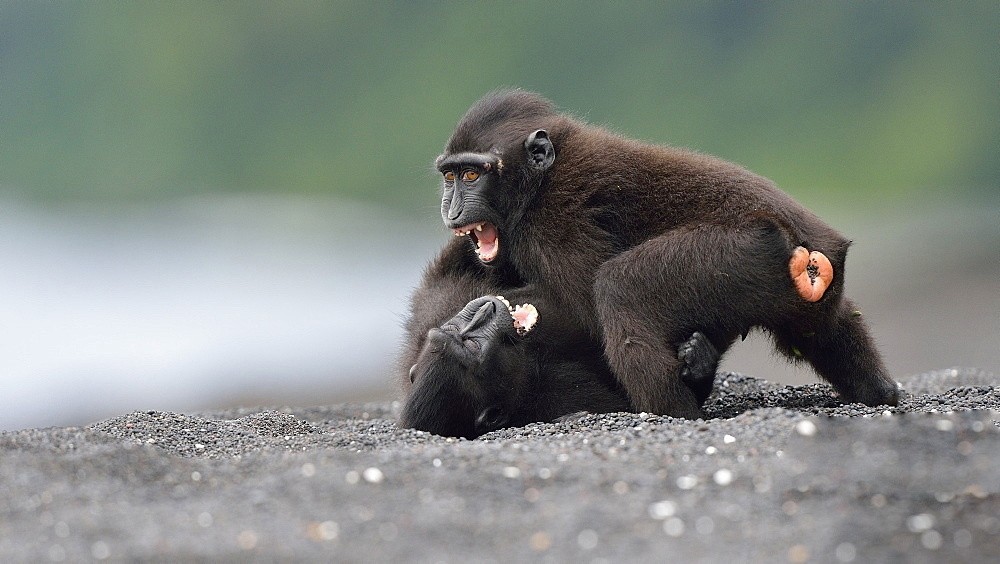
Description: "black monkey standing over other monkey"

(400, 89), (898, 423)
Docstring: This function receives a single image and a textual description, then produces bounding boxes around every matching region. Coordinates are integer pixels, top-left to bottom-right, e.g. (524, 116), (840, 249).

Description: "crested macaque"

(400, 89), (898, 430)
(399, 295), (719, 439)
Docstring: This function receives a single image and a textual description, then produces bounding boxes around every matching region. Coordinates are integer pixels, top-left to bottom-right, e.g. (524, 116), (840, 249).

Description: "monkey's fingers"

(789, 246), (834, 302)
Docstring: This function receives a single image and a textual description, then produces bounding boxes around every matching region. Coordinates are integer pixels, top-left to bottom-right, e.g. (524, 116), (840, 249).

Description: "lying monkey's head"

(399, 296), (537, 439)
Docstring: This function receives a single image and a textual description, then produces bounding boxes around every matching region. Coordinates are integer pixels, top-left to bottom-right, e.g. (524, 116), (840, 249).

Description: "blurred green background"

(3, 1), (997, 207)
(1, 1), (998, 430)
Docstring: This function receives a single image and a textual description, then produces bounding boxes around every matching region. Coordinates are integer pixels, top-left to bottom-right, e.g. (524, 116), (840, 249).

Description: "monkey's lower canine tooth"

(476, 224), (484, 232)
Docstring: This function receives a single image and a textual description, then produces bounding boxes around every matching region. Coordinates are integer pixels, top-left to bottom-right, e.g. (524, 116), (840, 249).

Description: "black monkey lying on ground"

(399, 89), (898, 434)
(399, 295), (718, 439)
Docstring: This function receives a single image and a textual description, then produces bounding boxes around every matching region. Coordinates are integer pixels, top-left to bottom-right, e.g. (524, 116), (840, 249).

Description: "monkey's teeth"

(495, 296), (512, 311)
(476, 224), (483, 232)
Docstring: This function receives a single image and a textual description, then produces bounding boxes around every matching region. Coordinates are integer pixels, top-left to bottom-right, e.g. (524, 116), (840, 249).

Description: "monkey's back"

(549, 121), (849, 258)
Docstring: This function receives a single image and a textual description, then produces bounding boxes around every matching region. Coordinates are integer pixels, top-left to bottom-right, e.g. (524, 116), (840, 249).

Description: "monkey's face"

(435, 130), (555, 266)
(400, 296), (534, 439)
(436, 151), (507, 265)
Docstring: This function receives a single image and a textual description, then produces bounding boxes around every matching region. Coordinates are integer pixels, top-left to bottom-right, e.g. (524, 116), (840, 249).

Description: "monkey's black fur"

(399, 295), (718, 439)
(400, 89), (898, 431)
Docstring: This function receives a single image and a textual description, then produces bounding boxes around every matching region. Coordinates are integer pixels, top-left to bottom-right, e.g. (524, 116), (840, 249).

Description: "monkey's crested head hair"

(445, 89), (560, 157)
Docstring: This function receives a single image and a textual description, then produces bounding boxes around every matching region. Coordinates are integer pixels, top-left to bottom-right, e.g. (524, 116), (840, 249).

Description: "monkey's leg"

(773, 298), (899, 407)
(593, 226), (770, 418)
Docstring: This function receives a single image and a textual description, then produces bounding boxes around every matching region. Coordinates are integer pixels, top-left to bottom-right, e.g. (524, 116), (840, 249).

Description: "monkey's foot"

(789, 246), (833, 302)
(495, 296), (539, 335)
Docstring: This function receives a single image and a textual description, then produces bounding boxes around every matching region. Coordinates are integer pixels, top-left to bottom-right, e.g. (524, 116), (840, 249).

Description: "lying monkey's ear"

(525, 129), (555, 171)
(475, 405), (509, 433)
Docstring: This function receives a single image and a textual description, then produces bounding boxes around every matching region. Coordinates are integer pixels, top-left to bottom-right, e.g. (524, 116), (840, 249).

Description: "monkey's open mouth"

(453, 222), (500, 262)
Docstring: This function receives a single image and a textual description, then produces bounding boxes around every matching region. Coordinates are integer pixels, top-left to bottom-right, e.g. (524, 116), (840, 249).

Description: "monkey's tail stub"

(789, 246), (833, 302)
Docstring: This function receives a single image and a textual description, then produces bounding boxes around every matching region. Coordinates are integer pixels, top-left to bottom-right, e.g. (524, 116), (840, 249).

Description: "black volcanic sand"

(2, 368), (998, 563)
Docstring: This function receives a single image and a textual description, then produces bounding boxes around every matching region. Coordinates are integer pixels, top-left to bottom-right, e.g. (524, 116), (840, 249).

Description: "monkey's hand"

(678, 331), (719, 405)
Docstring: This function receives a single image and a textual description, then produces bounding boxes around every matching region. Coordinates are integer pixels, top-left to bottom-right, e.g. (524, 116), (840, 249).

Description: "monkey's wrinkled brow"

(435, 152), (499, 172)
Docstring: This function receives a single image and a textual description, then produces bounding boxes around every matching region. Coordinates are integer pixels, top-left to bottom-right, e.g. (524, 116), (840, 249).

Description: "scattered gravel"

(1, 368), (997, 562)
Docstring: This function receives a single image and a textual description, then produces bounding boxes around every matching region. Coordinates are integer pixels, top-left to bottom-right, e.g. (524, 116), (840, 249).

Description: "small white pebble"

(795, 420), (817, 437)
(317, 520), (339, 541)
(502, 466), (521, 479)
(190, 471), (201, 482)
(834, 542), (856, 562)
(906, 513), (935, 532)
(663, 517), (685, 537)
(676, 475), (698, 490)
(344, 471), (360, 485)
(197, 512), (213, 528)
(648, 500), (676, 519)
(237, 530), (258, 550)
(933, 491), (954, 502)
(432, 458), (441, 467)
(362, 468), (384, 484)
(705, 446), (717, 455)
(538, 467), (552, 479)
(935, 419), (954, 432)
(921, 530), (943, 550)
(300, 463), (316, 477)
(90, 541), (110, 560)
(577, 529), (599, 550)
(713, 469), (734, 486)
(953, 528), (973, 548)
(723, 434), (736, 444)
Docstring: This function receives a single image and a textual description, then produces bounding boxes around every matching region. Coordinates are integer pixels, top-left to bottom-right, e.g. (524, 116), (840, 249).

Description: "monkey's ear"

(475, 405), (508, 433)
(525, 129), (555, 171)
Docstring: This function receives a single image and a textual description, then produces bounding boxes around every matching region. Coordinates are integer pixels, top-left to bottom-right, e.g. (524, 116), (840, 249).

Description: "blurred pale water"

(0, 194), (442, 430)
(1, 194), (997, 430)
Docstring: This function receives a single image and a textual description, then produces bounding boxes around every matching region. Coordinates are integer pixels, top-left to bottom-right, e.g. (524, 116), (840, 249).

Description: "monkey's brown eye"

(443, 171), (456, 182)
(462, 170), (480, 182)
